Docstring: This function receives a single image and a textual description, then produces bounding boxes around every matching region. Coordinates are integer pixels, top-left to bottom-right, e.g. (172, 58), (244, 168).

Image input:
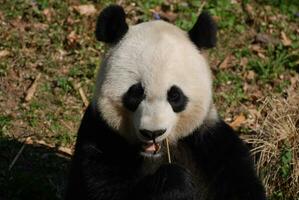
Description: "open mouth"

(140, 140), (162, 157)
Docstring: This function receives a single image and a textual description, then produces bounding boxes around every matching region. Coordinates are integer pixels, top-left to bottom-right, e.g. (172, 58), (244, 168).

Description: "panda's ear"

(95, 5), (128, 43)
(188, 12), (217, 49)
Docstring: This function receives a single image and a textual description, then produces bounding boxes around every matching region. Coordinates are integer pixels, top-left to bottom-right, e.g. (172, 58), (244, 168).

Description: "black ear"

(188, 12), (217, 49)
(95, 5), (128, 43)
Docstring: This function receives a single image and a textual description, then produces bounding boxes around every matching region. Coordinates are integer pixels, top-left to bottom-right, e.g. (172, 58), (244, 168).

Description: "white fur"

(93, 20), (217, 144)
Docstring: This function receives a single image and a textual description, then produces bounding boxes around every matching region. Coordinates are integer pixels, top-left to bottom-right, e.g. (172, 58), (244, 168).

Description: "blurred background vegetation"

(0, 0), (298, 199)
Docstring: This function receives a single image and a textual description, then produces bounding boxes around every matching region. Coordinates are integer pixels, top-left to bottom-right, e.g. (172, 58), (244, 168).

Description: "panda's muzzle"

(139, 129), (166, 156)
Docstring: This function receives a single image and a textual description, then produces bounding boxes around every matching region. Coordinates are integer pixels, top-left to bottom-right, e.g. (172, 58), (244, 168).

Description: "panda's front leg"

(186, 119), (266, 200)
(130, 164), (196, 200)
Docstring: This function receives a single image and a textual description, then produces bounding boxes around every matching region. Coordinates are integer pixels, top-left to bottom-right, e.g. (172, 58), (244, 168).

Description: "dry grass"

(245, 88), (299, 199)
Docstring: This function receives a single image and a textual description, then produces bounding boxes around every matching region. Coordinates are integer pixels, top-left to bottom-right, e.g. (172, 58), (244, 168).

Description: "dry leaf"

(25, 73), (41, 102)
(243, 82), (250, 92)
(255, 33), (279, 45)
(0, 50), (10, 58)
(257, 52), (266, 59)
(25, 137), (33, 145)
(229, 114), (246, 129)
(43, 8), (53, 22)
(67, 31), (79, 44)
(58, 146), (73, 155)
(250, 44), (264, 53)
(246, 70), (255, 80)
(158, 11), (177, 22)
(33, 23), (48, 31)
(66, 16), (75, 25)
(219, 55), (232, 69)
(0, 11), (4, 20)
(240, 57), (248, 67)
(36, 139), (55, 148)
(281, 31), (292, 46)
(73, 4), (97, 16)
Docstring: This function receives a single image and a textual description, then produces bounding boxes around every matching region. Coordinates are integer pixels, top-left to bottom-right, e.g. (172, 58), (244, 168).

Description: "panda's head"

(93, 5), (218, 157)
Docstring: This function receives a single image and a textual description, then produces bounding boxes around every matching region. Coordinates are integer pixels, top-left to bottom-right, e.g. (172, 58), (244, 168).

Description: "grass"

(246, 93), (299, 200)
(0, 0), (298, 199)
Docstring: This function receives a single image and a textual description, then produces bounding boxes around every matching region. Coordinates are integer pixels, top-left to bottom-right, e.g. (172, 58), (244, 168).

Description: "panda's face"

(94, 21), (213, 157)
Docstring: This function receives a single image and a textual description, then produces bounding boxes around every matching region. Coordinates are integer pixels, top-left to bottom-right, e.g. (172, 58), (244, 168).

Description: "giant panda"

(66, 5), (266, 200)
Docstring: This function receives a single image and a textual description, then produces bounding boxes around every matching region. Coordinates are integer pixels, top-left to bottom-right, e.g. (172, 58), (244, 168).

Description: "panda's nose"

(139, 129), (166, 140)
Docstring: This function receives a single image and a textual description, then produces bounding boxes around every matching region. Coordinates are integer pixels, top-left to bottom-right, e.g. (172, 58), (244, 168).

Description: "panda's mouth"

(140, 140), (162, 157)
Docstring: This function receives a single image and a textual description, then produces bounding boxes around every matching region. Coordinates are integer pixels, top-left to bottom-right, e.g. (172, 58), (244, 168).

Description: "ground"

(0, 0), (298, 200)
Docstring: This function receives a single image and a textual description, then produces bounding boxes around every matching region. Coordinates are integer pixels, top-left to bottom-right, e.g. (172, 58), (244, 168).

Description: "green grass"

(248, 44), (297, 83)
(0, 115), (12, 136)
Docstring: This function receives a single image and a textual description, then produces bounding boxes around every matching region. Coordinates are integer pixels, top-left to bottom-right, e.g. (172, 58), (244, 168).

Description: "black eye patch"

(122, 83), (145, 112)
(167, 85), (188, 113)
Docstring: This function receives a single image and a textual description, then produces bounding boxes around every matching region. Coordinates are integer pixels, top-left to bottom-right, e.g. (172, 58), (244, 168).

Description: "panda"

(66, 5), (266, 200)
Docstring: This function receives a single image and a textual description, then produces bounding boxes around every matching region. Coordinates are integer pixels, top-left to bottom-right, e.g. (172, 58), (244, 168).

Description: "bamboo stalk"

(165, 138), (171, 164)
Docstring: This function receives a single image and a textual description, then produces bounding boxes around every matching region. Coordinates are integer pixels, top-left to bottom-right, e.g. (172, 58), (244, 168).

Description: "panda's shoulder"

(183, 119), (249, 157)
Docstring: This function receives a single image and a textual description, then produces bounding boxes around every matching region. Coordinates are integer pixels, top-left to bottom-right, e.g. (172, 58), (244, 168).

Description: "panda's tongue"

(143, 143), (160, 153)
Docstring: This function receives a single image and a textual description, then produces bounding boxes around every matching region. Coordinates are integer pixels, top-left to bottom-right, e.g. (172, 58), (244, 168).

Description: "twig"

(72, 82), (89, 107)
(9, 141), (26, 170)
(78, 87), (89, 107)
(61, 120), (74, 132)
(198, 1), (206, 15)
(25, 73), (41, 102)
(165, 137), (171, 164)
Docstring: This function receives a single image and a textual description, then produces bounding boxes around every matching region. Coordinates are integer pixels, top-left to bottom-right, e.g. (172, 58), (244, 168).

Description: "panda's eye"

(168, 89), (180, 102)
(167, 85), (188, 113)
(122, 82), (145, 112)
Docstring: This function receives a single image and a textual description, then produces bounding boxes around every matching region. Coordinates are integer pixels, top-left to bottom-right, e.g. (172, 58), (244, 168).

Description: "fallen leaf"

(243, 82), (250, 92)
(36, 140), (55, 148)
(257, 52), (266, 59)
(255, 33), (279, 45)
(73, 4), (97, 16)
(25, 137), (33, 145)
(229, 114), (246, 129)
(43, 8), (54, 22)
(250, 44), (265, 53)
(281, 31), (292, 46)
(58, 146), (73, 156)
(33, 23), (48, 31)
(250, 90), (263, 101)
(246, 70), (255, 80)
(66, 16), (75, 25)
(150, 6), (178, 22)
(240, 57), (248, 67)
(245, 4), (254, 17)
(67, 31), (80, 44)
(0, 50), (10, 58)
(219, 55), (232, 69)
(25, 73), (41, 102)
(0, 11), (4, 20)
(159, 11), (177, 22)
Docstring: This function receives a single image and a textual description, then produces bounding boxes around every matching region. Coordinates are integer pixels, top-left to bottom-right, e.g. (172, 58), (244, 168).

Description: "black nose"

(139, 129), (166, 140)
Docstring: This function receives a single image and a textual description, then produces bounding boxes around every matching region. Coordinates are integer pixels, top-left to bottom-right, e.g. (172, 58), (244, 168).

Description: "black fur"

(95, 5), (128, 43)
(188, 12), (217, 49)
(184, 122), (266, 200)
(122, 82), (145, 112)
(167, 85), (188, 113)
(66, 104), (266, 200)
